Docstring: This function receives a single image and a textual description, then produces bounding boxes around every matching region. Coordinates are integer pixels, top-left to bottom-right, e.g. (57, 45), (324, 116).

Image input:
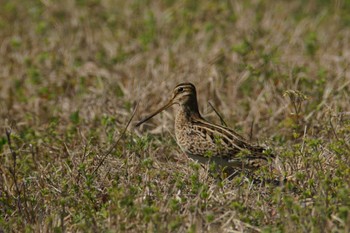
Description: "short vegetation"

(1, 0), (350, 232)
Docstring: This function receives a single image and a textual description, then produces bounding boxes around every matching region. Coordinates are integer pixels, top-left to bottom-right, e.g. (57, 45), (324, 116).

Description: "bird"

(135, 82), (275, 172)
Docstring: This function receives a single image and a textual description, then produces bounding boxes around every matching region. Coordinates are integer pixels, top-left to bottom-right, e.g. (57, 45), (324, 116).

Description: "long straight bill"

(135, 100), (174, 127)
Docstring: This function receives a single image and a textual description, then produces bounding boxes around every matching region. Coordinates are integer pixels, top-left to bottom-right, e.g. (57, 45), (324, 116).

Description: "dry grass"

(1, 0), (350, 232)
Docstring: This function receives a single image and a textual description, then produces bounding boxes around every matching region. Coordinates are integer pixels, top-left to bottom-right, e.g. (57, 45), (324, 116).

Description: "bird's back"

(175, 115), (273, 169)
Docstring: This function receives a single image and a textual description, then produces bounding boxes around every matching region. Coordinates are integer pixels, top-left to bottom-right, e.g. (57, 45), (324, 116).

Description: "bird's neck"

(175, 103), (201, 126)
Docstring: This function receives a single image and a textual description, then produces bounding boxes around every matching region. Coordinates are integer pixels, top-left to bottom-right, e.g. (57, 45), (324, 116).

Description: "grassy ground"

(1, 0), (350, 232)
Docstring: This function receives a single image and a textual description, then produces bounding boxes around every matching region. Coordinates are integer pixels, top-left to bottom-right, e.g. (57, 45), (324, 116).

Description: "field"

(1, 0), (350, 232)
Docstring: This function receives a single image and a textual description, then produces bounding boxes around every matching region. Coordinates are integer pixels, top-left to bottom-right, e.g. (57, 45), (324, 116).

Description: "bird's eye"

(178, 87), (184, 93)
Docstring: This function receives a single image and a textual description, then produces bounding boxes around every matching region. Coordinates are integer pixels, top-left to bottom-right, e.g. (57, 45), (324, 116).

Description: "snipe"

(136, 83), (274, 171)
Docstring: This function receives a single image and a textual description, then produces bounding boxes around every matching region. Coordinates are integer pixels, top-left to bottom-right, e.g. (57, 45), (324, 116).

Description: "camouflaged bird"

(136, 83), (274, 171)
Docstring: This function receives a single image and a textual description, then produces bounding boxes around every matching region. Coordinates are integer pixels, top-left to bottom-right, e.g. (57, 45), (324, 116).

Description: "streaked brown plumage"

(136, 83), (274, 171)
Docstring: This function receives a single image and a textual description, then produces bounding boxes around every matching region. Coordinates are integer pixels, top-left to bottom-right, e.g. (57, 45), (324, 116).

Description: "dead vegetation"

(1, 0), (350, 232)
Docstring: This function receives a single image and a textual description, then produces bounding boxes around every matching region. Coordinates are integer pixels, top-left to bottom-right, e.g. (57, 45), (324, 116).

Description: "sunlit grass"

(1, 0), (350, 232)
